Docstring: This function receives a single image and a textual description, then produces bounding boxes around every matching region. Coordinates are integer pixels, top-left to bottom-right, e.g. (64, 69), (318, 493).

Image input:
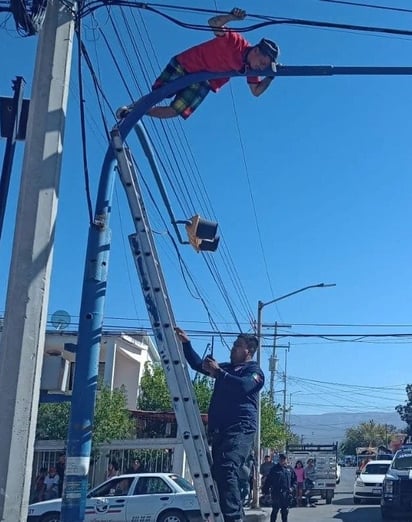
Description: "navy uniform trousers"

(210, 423), (255, 522)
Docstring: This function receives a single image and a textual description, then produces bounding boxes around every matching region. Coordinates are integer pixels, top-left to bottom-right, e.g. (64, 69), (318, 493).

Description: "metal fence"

(32, 438), (184, 499)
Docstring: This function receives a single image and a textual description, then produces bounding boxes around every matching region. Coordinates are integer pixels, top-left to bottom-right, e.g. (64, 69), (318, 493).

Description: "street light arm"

(258, 283), (336, 311)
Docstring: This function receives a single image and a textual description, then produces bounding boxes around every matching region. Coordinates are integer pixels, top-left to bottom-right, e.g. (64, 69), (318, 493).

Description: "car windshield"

(170, 475), (194, 492)
(392, 455), (412, 470)
(363, 464), (390, 475)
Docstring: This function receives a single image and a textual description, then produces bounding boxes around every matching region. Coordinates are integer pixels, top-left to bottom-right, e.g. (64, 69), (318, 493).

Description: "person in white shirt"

(44, 466), (60, 499)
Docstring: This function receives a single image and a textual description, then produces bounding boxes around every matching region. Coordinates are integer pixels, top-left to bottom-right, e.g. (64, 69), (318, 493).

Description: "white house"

(41, 330), (160, 410)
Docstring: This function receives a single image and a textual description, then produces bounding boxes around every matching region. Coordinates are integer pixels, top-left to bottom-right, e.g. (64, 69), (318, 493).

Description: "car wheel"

(353, 497), (361, 505)
(157, 509), (187, 522)
(40, 513), (61, 522)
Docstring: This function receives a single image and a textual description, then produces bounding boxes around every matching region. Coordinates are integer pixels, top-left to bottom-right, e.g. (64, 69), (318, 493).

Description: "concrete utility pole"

(0, 0), (75, 519)
(268, 323), (290, 403)
(282, 344), (290, 427)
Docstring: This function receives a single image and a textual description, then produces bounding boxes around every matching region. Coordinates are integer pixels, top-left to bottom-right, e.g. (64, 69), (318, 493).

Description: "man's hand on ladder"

(175, 327), (190, 344)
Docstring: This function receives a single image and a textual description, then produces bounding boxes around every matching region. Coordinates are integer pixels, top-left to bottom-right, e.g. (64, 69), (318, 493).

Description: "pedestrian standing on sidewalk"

(294, 460), (305, 506)
(262, 454), (295, 522)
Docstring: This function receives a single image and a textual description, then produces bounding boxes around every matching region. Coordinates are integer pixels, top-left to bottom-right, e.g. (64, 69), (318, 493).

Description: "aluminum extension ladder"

(111, 128), (223, 522)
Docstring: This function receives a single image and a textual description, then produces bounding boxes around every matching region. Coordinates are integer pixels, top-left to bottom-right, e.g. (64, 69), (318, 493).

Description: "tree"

(93, 385), (135, 445)
(137, 362), (213, 413)
(193, 375), (213, 413)
(137, 362), (172, 411)
(260, 392), (288, 449)
(340, 420), (398, 455)
(36, 384), (135, 450)
(36, 402), (70, 440)
(396, 384), (412, 435)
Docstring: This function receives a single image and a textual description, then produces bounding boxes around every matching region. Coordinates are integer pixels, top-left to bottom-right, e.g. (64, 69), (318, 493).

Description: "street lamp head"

(259, 282), (336, 310)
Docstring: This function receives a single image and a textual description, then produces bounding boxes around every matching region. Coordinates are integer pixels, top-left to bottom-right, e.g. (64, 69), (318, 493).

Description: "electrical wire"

(79, 2), (412, 40)
(94, 6), (255, 326)
(76, 22), (94, 225)
(320, 0), (412, 15)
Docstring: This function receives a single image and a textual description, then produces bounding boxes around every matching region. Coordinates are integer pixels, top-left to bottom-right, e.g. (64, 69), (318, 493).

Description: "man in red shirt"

(116, 7), (279, 120)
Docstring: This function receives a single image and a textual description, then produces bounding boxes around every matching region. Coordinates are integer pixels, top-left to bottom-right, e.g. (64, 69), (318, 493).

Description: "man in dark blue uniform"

(175, 328), (264, 522)
(262, 454), (296, 522)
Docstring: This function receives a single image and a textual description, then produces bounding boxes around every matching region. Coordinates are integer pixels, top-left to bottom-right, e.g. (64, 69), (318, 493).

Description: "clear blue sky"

(1, 0), (412, 423)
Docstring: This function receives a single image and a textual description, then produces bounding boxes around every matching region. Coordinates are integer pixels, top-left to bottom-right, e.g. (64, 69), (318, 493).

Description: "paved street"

(254, 466), (383, 522)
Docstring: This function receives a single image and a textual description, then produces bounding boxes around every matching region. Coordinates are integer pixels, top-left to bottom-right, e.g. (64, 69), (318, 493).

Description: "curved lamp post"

(252, 282), (336, 508)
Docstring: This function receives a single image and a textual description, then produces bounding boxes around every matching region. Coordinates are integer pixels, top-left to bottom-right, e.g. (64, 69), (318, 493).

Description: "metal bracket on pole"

(0, 77), (27, 242)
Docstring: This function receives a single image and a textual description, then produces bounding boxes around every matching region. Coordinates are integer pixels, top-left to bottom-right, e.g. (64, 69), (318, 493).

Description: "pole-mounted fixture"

(176, 215), (220, 252)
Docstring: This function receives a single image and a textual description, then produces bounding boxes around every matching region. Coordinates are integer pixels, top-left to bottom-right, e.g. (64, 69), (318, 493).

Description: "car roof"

(102, 472), (175, 480)
(365, 460), (392, 465)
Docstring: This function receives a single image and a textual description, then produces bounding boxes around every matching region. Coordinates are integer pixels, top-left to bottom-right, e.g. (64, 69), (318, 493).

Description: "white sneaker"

(116, 105), (132, 120)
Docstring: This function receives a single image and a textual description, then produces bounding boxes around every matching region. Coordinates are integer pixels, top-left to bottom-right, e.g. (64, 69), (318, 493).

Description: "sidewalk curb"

(244, 508), (270, 522)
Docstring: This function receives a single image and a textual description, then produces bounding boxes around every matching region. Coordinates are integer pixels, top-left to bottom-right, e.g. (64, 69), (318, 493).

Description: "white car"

(27, 473), (202, 522)
(336, 464), (341, 484)
(353, 460), (392, 504)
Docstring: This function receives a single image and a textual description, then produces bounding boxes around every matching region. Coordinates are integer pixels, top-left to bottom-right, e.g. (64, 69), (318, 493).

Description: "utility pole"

(282, 344), (290, 427)
(0, 0), (75, 519)
(268, 322), (290, 403)
(269, 322), (277, 402)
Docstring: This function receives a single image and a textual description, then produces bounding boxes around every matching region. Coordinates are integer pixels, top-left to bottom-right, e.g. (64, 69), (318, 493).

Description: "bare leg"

(147, 106), (179, 119)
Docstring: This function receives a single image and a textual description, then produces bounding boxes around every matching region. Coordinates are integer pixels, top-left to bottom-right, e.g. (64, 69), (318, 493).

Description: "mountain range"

(290, 411), (404, 444)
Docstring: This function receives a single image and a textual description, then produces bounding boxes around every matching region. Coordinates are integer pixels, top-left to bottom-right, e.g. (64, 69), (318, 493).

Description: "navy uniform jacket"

(182, 341), (264, 433)
(263, 463), (296, 500)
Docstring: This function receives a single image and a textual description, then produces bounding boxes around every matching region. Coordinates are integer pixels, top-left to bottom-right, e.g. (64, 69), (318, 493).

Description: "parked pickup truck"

(286, 443), (338, 505)
(27, 473), (202, 522)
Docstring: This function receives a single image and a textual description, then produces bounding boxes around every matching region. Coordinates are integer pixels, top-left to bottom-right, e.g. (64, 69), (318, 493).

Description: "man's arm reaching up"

(208, 7), (246, 36)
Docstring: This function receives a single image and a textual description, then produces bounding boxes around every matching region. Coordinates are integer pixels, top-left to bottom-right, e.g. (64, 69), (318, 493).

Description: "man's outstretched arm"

(208, 7), (246, 36)
(249, 77), (275, 97)
(175, 327), (208, 374)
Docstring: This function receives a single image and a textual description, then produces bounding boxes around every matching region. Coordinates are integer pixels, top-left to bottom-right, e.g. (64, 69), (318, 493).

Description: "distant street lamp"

(252, 282), (336, 508)
(288, 391), (304, 430)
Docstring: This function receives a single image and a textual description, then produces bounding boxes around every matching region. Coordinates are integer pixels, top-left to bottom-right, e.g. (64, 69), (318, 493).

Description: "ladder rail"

(111, 129), (223, 522)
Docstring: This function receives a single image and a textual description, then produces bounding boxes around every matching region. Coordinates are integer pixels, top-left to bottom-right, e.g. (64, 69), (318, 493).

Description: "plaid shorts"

(152, 57), (211, 119)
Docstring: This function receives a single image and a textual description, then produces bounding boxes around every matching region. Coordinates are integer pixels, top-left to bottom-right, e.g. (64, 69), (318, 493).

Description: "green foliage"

(193, 375), (214, 413)
(340, 420), (398, 455)
(137, 362), (172, 411)
(396, 384), (412, 435)
(93, 385), (134, 445)
(137, 362), (213, 413)
(260, 392), (288, 449)
(36, 384), (134, 450)
(36, 402), (70, 440)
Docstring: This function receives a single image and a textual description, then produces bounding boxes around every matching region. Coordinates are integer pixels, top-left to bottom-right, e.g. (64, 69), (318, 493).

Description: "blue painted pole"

(60, 62), (412, 521)
(60, 68), (245, 522)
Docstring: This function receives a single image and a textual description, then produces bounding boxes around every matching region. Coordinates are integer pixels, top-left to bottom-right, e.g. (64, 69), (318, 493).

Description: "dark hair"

(257, 38), (280, 63)
(295, 460), (303, 468)
(238, 334), (258, 356)
(278, 454), (287, 461)
(110, 460), (120, 471)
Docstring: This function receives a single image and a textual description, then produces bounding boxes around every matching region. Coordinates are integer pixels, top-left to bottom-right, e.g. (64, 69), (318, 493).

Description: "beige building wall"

(41, 330), (159, 409)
